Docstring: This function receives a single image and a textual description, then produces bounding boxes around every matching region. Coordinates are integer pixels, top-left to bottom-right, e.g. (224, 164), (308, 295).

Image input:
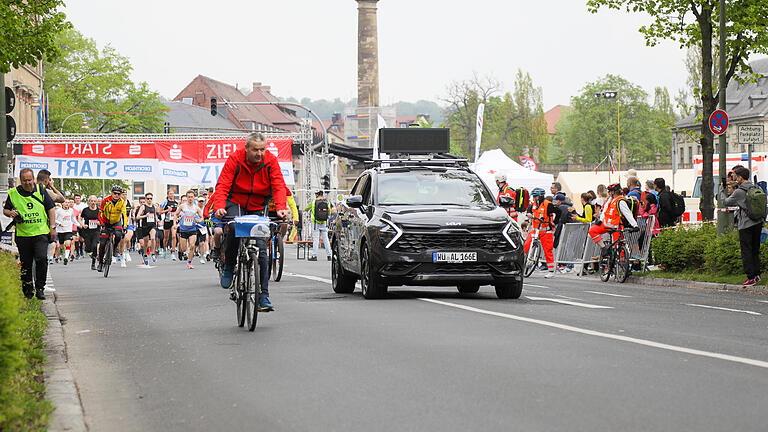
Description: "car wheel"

(495, 279), (523, 299)
(332, 241), (356, 294)
(360, 245), (386, 299)
(457, 283), (480, 294)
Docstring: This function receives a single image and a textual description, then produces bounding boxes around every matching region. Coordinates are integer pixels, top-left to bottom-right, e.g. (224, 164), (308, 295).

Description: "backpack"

(314, 199), (329, 222)
(619, 197), (639, 226)
(744, 184), (767, 221)
(514, 188), (530, 213)
(665, 191), (686, 219)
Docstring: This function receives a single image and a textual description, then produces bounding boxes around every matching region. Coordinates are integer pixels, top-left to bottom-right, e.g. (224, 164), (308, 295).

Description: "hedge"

(652, 224), (768, 276)
(0, 251), (52, 431)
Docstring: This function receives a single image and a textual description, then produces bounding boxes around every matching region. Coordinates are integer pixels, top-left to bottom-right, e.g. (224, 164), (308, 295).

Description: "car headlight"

(503, 220), (522, 248)
(380, 219), (403, 249)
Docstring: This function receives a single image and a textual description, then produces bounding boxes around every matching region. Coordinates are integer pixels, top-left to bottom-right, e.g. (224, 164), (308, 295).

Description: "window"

(377, 171), (495, 207)
(688, 146), (693, 165)
(680, 147), (684, 165)
(133, 181), (145, 196)
(167, 184), (179, 195)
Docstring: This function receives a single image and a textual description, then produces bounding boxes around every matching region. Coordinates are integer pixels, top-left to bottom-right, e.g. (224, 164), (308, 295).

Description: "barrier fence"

(541, 216), (656, 276)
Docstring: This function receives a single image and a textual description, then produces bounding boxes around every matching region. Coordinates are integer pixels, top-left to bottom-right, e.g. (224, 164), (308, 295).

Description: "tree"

(587, 0), (768, 220)
(442, 74), (502, 158)
(45, 28), (167, 134)
(0, 1), (69, 73)
(556, 74), (673, 166)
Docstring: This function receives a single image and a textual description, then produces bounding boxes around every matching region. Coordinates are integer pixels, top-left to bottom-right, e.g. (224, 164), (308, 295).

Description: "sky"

(63, 0), (694, 112)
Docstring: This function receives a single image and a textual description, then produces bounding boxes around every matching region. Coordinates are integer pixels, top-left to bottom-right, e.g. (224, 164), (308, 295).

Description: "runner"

(203, 188), (223, 262)
(79, 195), (101, 270)
(134, 196), (147, 256)
(174, 190), (203, 269)
(119, 191), (134, 267)
(135, 192), (160, 265)
(196, 196), (209, 263)
(72, 193), (87, 259)
(54, 198), (79, 265)
(160, 190), (179, 260)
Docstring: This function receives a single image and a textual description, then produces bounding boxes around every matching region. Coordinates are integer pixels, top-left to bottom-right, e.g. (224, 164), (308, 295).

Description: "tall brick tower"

(356, 0), (379, 107)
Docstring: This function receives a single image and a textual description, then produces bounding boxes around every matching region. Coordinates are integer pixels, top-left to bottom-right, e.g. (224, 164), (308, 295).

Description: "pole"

(717, 0), (731, 234)
(617, 95), (621, 181)
(672, 134), (677, 192)
(0, 72), (7, 194)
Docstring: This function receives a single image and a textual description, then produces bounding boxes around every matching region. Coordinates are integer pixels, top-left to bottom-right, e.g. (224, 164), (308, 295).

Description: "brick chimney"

(356, 0), (379, 107)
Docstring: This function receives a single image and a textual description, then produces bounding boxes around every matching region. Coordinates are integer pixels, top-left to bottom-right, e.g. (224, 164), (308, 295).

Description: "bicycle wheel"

(273, 236), (284, 282)
(246, 251), (259, 331)
(103, 237), (113, 278)
(523, 241), (541, 278)
(235, 248), (246, 328)
(614, 243), (631, 283)
(599, 248), (612, 283)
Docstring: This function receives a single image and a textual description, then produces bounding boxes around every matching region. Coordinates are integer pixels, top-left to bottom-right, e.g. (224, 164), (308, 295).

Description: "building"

(163, 100), (240, 133)
(3, 64), (44, 134)
(674, 58), (768, 168)
(542, 105), (572, 137)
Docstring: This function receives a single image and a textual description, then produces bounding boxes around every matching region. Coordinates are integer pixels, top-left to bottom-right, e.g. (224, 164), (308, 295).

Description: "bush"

(652, 224), (715, 272)
(0, 251), (52, 431)
(703, 230), (743, 275)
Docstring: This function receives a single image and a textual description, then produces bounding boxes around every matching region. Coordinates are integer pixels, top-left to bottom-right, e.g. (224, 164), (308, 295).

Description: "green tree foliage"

(0, 1), (69, 73)
(45, 28), (166, 134)
(442, 71), (549, 162)
(587, 0), (768, 220)
(555, 74), (675, 165)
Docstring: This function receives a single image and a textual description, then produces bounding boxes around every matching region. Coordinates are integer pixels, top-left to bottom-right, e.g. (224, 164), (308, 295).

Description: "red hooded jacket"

(213, 148), (287, 214)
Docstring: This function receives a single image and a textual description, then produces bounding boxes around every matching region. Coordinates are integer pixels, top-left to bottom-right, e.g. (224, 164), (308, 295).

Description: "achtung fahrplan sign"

(738, 125), (764, 145)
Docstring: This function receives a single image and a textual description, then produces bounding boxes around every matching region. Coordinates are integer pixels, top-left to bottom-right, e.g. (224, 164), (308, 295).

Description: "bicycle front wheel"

(273, 236), (284, 282)
(523, 241), (541, 278)
(599, 250), (612, 283)
(235, 249), (246, 328)
(614, 243), (631, 283)
(103, 238), (113, 278)
(246, 251), (259, 331)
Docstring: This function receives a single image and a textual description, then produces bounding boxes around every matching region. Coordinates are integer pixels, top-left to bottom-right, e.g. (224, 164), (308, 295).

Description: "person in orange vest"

(588, 183), (639, 258)
(495, 173), (518, 221)
(524, 188), (560, 278)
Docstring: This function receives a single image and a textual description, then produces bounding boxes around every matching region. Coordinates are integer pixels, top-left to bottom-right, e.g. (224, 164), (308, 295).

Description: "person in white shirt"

(72, 193), (87, 259)
(54, 198), (80, 265)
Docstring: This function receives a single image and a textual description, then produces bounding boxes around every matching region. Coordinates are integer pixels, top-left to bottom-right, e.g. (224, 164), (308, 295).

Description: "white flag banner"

(474, 103), (485, 162)
(372, 114), (388, 159)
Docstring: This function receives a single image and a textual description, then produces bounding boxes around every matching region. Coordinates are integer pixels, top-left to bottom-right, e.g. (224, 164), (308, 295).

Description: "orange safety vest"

(497, 184), (516, 217)
(602, 196), (624, 228)
(531, 199), (554, 231)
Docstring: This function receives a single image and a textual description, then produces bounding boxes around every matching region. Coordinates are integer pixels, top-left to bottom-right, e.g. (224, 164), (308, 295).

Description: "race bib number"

(88, 220), (99, 229)
(199, 226), (207, 235)
(147, 214), (155, 223)
(183, 215), (194, 226)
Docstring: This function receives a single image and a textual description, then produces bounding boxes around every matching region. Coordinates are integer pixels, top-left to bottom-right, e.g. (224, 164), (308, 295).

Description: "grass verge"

(0, 251), (53, 431)
(643, 269), (767, 286)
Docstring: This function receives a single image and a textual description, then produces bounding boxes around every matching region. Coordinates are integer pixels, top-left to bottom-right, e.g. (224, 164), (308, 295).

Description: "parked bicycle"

(599, 226), (639, 283)
(523, 216), (554, 277)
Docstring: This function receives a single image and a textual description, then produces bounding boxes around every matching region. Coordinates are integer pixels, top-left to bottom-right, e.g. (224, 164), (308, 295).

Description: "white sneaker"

(111, 256), (116, 264)
(544, 271), (555, 279)
(120, 260), (127, 268)
(200, 257), (206, 264)
(125, 251), (132, 262)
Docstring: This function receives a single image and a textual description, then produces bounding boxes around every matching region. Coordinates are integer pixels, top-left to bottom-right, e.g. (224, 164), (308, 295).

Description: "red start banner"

(13, 135), (295, 186)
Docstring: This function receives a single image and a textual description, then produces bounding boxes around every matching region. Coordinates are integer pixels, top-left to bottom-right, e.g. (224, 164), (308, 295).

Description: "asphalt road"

(50, 249), (768, 432)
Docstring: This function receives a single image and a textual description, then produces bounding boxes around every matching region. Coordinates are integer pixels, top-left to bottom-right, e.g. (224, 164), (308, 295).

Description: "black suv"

(330, 159), (525, 299)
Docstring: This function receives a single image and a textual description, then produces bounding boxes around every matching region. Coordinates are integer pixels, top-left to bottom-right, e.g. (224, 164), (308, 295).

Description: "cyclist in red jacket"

(212, 132), (289, 311)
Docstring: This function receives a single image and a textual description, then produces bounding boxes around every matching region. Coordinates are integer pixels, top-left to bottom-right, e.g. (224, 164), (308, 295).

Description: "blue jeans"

(312, 223), (331, 258)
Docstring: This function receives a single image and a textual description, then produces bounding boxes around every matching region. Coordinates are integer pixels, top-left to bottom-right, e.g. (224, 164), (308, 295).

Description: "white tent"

(471, 149), (554, 193)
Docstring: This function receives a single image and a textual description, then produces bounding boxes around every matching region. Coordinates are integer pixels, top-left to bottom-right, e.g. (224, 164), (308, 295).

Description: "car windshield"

(377, 170), (495, 207)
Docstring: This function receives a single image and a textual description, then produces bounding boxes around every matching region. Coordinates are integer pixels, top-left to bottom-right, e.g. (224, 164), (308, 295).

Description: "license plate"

(432, 252), (477, 263)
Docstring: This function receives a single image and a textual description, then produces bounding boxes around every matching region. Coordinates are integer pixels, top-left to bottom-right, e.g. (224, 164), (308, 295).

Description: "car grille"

(392, 232), (511, 254)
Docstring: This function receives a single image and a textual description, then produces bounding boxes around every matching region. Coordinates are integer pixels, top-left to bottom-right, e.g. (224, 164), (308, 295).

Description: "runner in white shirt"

(72, 193), (88, 259)
(174, 190), (203, 269)
(55, 198), (80, 265)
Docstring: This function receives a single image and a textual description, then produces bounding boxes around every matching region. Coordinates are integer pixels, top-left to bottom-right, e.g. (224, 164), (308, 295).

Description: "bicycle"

(523, 215), (554, 277)
(598, 226), (638, 283)
(100, 225), (119, 278)
(222, 215), (279, 332)
(268, 221), (288, 282)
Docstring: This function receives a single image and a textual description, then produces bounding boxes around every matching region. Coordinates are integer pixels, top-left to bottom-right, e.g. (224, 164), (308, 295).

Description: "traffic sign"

(5, 87), (15, 113)
(709, 109), (728, 136)
(738, 124), (764, 145)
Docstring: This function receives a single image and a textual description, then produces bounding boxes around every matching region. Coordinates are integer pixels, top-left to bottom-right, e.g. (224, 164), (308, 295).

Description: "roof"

(312, 120), (345, 141)
(245, 84), (302, 128)
(675, 58), (768, 129)
(173, 75), (297, 132)
(163, 101), (240, 133)
(542, 105), (573, 135)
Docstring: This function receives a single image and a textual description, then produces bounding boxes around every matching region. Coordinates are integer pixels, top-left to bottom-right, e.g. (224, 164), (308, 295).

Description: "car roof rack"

(366, 155), (469, 169)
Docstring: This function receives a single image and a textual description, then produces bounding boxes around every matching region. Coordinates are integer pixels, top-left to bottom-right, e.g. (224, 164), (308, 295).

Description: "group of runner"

(48, 187), (220, 272)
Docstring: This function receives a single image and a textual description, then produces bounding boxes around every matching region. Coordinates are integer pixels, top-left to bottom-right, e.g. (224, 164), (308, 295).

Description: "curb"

(43, 288), (88, 432)
(627, 275), (768, 295)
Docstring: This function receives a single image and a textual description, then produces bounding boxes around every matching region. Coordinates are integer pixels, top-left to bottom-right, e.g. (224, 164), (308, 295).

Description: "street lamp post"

(60, 112), (89, 133)
(594, 90), (621, 179)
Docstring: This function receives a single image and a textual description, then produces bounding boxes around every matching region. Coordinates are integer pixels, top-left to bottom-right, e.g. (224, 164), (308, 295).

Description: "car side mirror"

(499, 195), (514, 208)
(346, 195), (364, 208)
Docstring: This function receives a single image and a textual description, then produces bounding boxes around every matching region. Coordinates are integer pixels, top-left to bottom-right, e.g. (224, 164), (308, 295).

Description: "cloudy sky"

(64, 0), (698, 111)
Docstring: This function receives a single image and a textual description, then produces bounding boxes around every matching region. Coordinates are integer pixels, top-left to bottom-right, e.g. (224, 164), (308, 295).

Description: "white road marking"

(759, 301), (768, 304)
(287, 272), (332, 284)
(584, 290), (632, 298)
(525, 284), (552, 289)
(685, 304), (762, 316)
(525, 296), (612, 309)
(419, 298), (768, 370)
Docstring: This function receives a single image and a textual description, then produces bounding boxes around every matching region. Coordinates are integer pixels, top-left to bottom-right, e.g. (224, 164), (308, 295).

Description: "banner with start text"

(13, 136), (295, 186)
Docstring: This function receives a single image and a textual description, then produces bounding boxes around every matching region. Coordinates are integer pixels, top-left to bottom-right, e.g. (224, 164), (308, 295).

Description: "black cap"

(316, 190), (324, 196)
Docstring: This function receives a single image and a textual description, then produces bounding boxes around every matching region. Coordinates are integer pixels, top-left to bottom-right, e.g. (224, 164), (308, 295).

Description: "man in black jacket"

(654, 178), (675, 228)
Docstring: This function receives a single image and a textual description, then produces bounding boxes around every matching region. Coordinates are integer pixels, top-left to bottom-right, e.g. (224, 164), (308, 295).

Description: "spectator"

(553, 193), (571, 249)
(596, 184), (608, 208)
(550, 182), (562, 196)
(719, 166), (763, 286)
(638, 193), (660, 236)
(645, 180), (658, 198)
(654, 178), (676, 228)
(36, 169), (65, 203)
(570, 193), (595, 224)
(304, 191), (332, 261)
(627, 176), (642, 201)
